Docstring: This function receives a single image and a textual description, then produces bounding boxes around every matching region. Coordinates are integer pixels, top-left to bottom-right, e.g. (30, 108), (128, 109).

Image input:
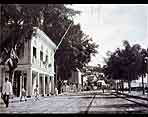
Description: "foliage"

(103, 40), (144, 82)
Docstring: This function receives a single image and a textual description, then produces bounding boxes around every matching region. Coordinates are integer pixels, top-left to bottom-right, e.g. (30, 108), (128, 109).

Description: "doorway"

(13, 71), (21, 97)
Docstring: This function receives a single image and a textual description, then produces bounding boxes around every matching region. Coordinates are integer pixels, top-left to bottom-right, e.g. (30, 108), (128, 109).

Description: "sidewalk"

(0, 93), (57, 105)
(0, 95), (32, 105)
(117, 91), (148, 101)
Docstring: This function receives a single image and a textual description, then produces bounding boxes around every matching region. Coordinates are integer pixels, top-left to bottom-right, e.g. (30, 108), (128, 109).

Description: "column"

(27, 68), (32, 98)
(36, 72), (39, 87)
(20, 75), (23, 97)
(32, 72), (36, 95)
(51, 76), (55, 94)
(49, 77), (52, 93)
(42, 74), (45, 96)
(46, 76), (50, 96)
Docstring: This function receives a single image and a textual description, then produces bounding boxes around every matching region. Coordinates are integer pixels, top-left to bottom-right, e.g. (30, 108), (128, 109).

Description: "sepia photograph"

(0, 4), (148, 114)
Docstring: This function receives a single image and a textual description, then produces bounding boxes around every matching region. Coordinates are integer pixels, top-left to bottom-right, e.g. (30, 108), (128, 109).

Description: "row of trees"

(103, 40), (148, 94)
(0, 4), (98, 84)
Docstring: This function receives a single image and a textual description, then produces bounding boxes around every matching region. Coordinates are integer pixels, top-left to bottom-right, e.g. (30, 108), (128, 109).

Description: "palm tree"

(103, 40), (143, 94)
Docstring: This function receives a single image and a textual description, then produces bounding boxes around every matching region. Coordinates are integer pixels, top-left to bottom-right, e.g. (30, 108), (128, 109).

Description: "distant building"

(123, 77), (148, 89)
(68, 68), (82, 91)
(69, 68), (82, 84)
(0, 28), (56, 97)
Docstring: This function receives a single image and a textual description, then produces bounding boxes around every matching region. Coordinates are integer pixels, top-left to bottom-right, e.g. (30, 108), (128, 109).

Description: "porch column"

(46, 76), (50, 96)
(42, 74), (45, 96)
(27, 68), (32, 98)
(49, 77), (52, 93)
(20, 75), (23, 97)
(51, 76), (55, 94)
(36, 72), (39, 87)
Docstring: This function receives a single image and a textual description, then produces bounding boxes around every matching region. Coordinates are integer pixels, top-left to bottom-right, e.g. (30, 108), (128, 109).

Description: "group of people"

(20, 85), (39, 101)
(57, 80), (79, 94)
(1, 77), (40, 108)
(1, 78), (78, 108)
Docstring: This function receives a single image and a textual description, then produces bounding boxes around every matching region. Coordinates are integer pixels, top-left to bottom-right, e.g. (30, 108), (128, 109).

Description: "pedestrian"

(73, 83), (76, 93)
(102, 85), (105, 93)
(20, 87), (27, 102)
(2, 77), (13, 108)
(34, 85), (39, 101)
(55, 87), (58, 96)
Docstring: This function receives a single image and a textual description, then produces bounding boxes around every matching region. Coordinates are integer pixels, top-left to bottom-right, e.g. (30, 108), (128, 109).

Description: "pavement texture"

(0, 90), (148, 114)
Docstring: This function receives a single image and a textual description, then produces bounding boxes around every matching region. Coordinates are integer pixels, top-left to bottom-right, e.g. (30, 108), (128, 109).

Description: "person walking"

(34, 85), (39, 101)
(2, 77), (13, 108)
(20, 87), (27, 102)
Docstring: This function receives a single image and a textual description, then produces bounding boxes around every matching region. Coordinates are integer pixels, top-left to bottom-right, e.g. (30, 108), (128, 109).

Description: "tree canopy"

(103, 40), (147, 82)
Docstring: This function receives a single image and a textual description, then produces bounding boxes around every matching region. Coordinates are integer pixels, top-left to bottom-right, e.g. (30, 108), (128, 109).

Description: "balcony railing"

(32, 56), (53, 70)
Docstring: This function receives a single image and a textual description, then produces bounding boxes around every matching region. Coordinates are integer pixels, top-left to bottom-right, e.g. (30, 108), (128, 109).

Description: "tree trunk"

(128, 71), (131, 93)
(81, 76), (84, 91)
(121, 80), (124, 93)
(142, 74), (145, 95)
(128, 80), (131, 93)
(116, 81), (118, 93)
(147, 73), (148, 97)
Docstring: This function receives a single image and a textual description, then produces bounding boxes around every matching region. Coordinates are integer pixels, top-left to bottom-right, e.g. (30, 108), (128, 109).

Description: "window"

(33, 47), (36, 58)
(46, 55), (48, 62)
(40, 51), (43, 61)
(50, 51), (53, 62)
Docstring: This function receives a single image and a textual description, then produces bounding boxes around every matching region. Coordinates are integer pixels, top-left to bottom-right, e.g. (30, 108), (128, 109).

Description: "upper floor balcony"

(32, 56), (53, 71)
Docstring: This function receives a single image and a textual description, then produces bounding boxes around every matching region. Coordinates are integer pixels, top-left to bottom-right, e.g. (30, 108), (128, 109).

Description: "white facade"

(0, 28), (56, 97)
(124, 77), (148, 88)
(69, 68), (82, 84)
(68, 68), (82, 91)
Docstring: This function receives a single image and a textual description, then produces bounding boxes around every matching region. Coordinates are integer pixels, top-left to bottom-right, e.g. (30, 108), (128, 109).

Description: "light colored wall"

(69, 70), (82, 84)
(17, 28), (56, 74)
(31, 29), (55, 74)
(0, 28), (56, 96)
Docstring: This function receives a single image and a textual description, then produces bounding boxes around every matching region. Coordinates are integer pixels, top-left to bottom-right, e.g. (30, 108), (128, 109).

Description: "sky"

(67, 4), (148, 67)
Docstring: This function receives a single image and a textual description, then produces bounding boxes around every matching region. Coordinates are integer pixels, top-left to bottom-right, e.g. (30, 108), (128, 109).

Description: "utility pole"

(54, 22), (73, 55)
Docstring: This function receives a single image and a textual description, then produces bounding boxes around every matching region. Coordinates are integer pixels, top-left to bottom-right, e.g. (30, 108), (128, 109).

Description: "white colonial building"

(0, 28), (56, 97)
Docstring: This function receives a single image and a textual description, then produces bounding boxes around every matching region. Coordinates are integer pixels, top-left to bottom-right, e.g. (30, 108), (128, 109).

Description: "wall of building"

(69, 69), (82, 84)
(0, 28), (57, 97)
(32, 29), (55, 73)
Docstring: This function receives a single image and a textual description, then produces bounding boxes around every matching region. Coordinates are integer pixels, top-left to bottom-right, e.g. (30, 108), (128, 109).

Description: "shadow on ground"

(80, 103), (147, 114)
(85, 103), (140, 108)
(81, 96), (122, 99)
(79, 110), (147, 114)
